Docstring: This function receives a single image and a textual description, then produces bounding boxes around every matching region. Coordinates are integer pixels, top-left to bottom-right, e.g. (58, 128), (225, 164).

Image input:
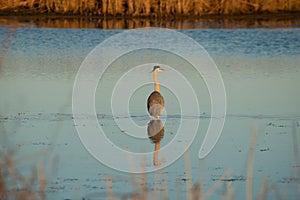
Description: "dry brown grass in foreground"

(0, 151), (47, 200)
(0, 0), (300, 17)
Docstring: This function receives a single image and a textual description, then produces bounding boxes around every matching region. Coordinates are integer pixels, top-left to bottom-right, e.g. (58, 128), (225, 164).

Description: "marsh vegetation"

(0, 0), (300, 17)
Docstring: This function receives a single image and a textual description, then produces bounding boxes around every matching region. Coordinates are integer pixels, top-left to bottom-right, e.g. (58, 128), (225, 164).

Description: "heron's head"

(152, 66), (165, 73)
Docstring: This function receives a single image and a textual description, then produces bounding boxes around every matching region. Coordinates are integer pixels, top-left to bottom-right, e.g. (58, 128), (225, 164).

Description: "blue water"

(1, 27), (300, 199)
(1, 29), (299, 66)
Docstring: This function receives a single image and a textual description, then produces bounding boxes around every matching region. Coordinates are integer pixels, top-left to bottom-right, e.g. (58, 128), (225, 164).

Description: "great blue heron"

(147, 66), (165, 119)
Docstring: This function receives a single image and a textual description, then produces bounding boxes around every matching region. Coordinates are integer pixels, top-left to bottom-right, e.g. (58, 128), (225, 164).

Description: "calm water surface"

(0, 26), (300, 199)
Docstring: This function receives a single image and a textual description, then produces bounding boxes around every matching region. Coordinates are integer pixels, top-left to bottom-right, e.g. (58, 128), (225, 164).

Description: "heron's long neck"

(153, 71), (160, 92)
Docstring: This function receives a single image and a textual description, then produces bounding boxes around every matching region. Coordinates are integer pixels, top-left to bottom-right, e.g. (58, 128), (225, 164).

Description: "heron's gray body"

(147, 91), (165, 118)
(147, 66), (165, 118)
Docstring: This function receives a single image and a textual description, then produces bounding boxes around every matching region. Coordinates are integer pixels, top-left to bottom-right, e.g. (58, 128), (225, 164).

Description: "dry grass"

(0, 151), (47, 200)
(0, 0), (299, 17)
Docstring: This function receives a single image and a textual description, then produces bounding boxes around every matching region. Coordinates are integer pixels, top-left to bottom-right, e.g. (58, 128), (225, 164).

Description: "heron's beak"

(149, 68), (166, 73)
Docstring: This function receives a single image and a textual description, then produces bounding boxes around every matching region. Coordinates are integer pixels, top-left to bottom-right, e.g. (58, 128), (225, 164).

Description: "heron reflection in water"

(147, 119), (164, 166)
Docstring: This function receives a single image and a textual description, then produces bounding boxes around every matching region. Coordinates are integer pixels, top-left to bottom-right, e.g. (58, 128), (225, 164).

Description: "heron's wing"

(147, 91), (164, 110)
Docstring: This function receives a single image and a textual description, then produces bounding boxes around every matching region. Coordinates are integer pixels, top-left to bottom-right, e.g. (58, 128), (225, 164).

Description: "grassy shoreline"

(1, 12), (300, 29)
(1, 0), (300, 18)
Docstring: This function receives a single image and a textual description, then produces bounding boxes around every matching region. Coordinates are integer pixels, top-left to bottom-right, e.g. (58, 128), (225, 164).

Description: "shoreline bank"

(0, 12), (300, 29)
(1, 0), (300, 17)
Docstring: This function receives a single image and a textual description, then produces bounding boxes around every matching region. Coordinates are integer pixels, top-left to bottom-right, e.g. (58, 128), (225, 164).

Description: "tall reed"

(1, 0), (300, 17)
(0, 152), (47, 199)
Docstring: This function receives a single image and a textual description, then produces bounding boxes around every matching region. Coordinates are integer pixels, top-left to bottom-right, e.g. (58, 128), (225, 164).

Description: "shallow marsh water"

(0, 25), (300, 199)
